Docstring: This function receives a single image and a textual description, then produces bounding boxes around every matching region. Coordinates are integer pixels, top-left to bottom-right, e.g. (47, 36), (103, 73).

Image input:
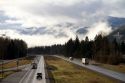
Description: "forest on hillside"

(0, 37), (27, 59)
(28, 34), (125, 65)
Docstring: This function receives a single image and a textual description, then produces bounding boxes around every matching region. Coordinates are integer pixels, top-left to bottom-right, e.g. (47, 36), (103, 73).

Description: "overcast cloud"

(0, 0), (125, 47)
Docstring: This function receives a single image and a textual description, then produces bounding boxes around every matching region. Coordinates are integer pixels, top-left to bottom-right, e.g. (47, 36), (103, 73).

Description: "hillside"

(108, 25), (125, 41)
(108, 16), (125, 28)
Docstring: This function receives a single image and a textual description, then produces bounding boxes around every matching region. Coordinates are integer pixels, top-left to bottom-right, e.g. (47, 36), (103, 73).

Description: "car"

(36, 73), (42, 80)
(32, 63), (37, 69)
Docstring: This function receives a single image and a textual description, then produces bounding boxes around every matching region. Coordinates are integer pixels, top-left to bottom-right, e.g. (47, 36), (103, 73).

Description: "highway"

(19, 55), (46, 83)
(2, 55), (124, 83)
(54, 55), (125, 82)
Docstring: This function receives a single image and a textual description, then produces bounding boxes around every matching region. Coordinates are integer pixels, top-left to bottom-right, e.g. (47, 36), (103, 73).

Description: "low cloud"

(0, 29), (69, 47)
(86, 22), (112, 40)
(0, 0), (124, 46)
(1, 0), (125, 27)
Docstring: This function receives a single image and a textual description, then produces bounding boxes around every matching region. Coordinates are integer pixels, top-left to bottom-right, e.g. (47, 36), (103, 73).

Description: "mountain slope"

(108, 25), (125, 40)
(108, 16), (125, 28)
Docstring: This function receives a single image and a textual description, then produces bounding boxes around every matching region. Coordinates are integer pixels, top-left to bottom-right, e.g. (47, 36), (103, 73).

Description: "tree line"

(28, 34), (125, 65)
(0, 37), (27, 59)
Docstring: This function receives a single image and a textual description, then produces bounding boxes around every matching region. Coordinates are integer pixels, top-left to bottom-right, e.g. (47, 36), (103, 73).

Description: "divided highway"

(19, 56), (46, 83)
(2, 55), (125, 83)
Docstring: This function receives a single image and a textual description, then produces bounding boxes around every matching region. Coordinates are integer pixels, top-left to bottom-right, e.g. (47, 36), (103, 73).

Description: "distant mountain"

(76, 27), (88, 34)
(108, 16), (125, 28)
(1, 16), (125, 39)
(19, 27), (47, 35)
(19, 23), (86, 36)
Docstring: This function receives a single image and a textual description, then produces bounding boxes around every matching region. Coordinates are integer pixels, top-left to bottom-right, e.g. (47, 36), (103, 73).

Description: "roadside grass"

(0, 71), (17, 79)
(45, 56), (120, 83)
(0, 56), (33, 69)
(92, 63), (125, 73)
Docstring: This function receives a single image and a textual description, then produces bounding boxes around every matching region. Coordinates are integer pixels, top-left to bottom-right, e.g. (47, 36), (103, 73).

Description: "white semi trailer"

(82, 58), (89, 65)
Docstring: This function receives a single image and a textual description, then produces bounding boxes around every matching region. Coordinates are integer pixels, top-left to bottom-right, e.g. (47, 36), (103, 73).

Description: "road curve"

(54, 55), (125, 82)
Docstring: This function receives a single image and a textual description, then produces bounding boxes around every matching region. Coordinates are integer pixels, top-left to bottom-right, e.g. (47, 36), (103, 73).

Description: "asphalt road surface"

(54, 55), (125, 82)
(1, 65), (31, 83)
(19, 55), (46, 83)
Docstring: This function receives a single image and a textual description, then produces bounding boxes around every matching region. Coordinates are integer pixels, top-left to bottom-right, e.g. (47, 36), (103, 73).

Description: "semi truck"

(82, 58), (89, 65)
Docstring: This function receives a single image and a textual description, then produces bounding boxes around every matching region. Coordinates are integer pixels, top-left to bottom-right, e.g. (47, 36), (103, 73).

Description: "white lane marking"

(32, 56), (46, 83)
(23, 70), (34, 83)
(19, 67), (31, 83)
(41, 56), (46, 83)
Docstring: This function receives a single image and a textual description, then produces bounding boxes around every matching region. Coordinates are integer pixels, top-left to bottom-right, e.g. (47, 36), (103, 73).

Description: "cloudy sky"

(0, 0), (125, 47)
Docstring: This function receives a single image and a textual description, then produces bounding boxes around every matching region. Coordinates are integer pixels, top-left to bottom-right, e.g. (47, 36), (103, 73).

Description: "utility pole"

(0, 33), (10, 80)
(0, 55), (4, 81)
(17, 44), (19, 71)
(113, 32), (122, 58)
(0, 33), (6, 80)
(1, 55), (4, 79)
(17, 59), (19, 71)
(113, 32), (122, 44)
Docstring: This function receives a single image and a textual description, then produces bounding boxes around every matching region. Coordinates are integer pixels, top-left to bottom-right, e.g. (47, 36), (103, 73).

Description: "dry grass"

(0, 57), (32, 69)
(0, 71), (16, 79)
(91, 60), (125, 73)
(96, 63), (125, 73)
(45, 56), (120, 83)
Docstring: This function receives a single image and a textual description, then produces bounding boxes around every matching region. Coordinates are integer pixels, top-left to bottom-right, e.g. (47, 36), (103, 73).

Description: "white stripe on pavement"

(32, 56), (46, 83)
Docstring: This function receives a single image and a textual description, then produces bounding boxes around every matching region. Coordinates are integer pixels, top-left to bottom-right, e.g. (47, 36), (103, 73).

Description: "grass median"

(45, 56), (120, 83)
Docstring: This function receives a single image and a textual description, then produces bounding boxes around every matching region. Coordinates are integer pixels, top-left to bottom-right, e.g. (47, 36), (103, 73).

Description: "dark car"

(32, 63), (37, 69)
(36, 73), (42, 80)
